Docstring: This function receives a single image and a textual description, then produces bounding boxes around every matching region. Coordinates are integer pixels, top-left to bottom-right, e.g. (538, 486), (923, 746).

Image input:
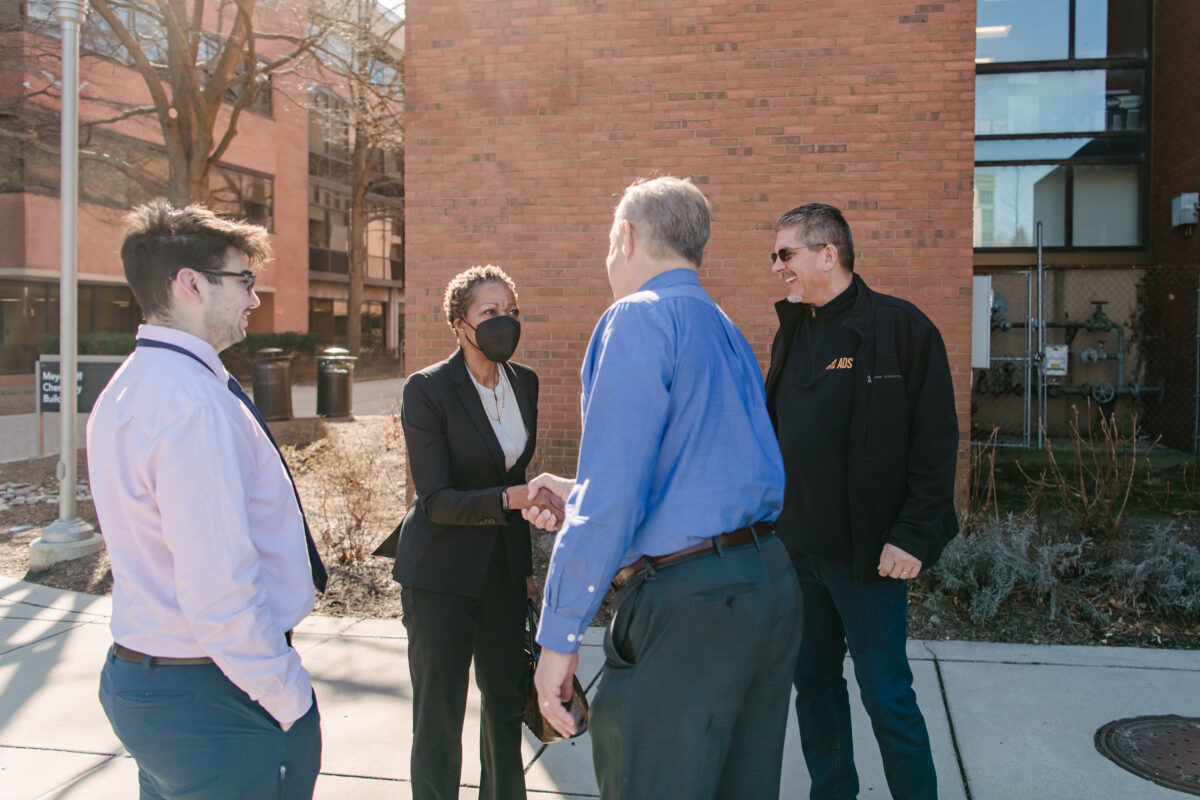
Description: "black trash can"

(316, 347), (356, 418)
(252, 347), (293, 421)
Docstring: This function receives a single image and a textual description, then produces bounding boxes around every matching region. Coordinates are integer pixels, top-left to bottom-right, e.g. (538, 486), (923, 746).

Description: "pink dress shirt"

(87, 324), (315, 724)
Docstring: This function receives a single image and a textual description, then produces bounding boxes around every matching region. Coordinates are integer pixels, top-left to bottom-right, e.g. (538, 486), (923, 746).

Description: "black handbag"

(522, 600), (589, 743)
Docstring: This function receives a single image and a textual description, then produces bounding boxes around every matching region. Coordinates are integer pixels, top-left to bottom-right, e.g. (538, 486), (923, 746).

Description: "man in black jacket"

(765, 203), (959, 800)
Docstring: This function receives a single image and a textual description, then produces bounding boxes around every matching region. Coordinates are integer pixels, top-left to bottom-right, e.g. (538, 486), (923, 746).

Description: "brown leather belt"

(611, 521), (774, 590)
(113, 630), (294, 666)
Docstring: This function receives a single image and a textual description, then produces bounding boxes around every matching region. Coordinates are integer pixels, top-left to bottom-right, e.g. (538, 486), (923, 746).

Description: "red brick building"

(406, 0), (1200, 472)
(0, 1), (405, 376)
(405, 1), (977, 473)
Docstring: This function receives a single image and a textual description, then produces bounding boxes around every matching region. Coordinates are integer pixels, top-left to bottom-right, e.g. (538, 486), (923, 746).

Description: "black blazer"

(391, 349), (538, 598)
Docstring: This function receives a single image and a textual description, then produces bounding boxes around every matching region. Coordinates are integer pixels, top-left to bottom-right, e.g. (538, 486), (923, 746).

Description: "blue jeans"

(99, 648), (322, 799)
(790, 554), (936, 800)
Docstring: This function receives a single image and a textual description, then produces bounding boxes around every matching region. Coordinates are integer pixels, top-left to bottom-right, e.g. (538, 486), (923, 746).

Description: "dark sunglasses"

(176, 266), (257, 293)
(770, 242), (828, 265)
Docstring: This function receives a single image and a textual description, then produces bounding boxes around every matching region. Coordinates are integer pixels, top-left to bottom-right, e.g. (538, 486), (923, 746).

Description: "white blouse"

(467, 366), (528, 470)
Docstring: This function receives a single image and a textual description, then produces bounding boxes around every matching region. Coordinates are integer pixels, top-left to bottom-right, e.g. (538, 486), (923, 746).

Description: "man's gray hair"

(615, 176), (711, 267)
(775, 203), (855, 271)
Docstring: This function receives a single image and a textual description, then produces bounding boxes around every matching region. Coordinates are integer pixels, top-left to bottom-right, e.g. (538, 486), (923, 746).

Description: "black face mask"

(463, 316), (521, 363)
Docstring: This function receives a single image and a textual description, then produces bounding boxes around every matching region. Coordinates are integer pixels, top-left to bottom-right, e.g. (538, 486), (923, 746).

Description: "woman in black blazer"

(395, 265), (560, 800)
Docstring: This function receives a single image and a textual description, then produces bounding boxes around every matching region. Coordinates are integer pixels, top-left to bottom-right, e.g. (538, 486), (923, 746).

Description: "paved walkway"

(0, 576), (1196, 799)
(0, 377), (406, 464)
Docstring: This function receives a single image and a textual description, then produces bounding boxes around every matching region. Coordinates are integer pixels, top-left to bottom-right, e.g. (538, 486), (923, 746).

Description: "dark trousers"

(401, 541), (528, 800)
(790, 554), (936, 800)
(590, 533), (802, 800)
(98, 648), (321, 800)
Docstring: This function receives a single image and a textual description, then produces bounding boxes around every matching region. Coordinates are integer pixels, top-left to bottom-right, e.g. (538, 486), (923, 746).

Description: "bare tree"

(3, 0), (323, 204)
(307, 0), (403, 356)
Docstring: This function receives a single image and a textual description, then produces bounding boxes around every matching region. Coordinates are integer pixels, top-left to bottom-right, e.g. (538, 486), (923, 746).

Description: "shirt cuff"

(256, 673), (314, 726)
(536, 607), (587, 655)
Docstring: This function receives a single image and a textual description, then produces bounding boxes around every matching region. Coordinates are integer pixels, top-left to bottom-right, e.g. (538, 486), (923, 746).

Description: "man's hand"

(527, 473), (576, 502)
(878, 543), (923, 580)
(521, 473), (577, 531)
(526, 576), (541, 607)
(534, 648), (580, 738)
(506, 484), (567, 524)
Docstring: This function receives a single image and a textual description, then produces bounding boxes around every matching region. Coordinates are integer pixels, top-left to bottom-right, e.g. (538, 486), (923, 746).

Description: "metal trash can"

(251, 347), (293, 421)
(316, 347), (356, 418)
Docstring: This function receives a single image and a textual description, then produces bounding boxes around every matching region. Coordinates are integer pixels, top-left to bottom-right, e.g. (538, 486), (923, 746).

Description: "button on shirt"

(538, 269), (786, 653)
(87, 324), (315, 724)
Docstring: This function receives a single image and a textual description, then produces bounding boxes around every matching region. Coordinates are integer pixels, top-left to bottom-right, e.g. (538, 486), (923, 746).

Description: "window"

(0, 281), (138, 374)
(309, 91), (352, 182)
(309, 186), (351, 275)
(309, 185), (403, 284)
(209, 166), (274, 230)
(974, 0), (1148, 250)
(308, 298), (387, 350)
(197, 33), (274, 118)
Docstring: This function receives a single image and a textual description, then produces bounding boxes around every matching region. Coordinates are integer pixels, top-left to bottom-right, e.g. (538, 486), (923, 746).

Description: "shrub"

(41, 332), (136, 356)
(929, 514), (1095, 623)
(929, 515), (1035, 622)
(227, 332), (321, 358)
(1106, 526), (1200, 620)
(1023, 403), (1156, 554)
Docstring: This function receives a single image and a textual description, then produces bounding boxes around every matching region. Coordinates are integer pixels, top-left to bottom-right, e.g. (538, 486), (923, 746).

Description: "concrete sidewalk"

(0, 376), (405, 464)
(0, 576), (1197, 799)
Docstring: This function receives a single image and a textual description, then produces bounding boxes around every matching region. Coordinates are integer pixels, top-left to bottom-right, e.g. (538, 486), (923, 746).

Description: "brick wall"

(406, 0), (977, 475)
(1139, 0), (1200, 452)
(1150, 0), (1200, 270)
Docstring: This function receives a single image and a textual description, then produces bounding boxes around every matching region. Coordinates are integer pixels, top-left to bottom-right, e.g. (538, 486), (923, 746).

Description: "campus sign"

(36, 356), (125, 414)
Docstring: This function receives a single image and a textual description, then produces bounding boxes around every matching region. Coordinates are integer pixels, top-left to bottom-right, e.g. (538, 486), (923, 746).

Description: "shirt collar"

(137, 324), (228, 380)
(637, 267), (701, 293)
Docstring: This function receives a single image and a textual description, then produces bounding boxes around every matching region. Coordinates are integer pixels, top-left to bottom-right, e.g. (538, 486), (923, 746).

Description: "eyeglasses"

(176, 266), (257, 294)
(770, 243), (828, 265)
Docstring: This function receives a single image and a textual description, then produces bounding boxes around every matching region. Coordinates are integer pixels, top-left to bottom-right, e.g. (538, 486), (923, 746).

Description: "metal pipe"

(1024, 270), (1032, 448)
(41, 0), (93, 544)
(1036, 222), (1046, 450)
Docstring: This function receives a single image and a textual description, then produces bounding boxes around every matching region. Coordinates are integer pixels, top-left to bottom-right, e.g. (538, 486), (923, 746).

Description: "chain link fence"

(972, 266), (1199, 455)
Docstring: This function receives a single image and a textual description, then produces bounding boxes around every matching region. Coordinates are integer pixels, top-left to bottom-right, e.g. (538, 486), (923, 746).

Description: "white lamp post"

(30, 0), (103, 569)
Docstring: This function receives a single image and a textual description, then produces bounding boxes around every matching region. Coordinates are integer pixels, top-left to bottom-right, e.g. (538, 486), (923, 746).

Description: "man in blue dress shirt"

(523, 177), (803, 799)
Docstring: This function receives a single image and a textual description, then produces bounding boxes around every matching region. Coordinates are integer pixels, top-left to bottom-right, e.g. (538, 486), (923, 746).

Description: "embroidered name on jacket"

(825, 357), (854, 370)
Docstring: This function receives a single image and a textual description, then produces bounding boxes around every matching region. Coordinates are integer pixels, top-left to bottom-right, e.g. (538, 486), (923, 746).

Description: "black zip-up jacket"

(766, 273), (960, 584)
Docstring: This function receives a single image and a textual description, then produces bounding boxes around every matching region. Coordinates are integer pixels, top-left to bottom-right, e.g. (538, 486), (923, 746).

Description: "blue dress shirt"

(538, 269), (785, 653)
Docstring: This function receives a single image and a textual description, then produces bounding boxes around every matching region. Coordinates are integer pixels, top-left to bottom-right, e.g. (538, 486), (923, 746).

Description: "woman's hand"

(526, 576), (541, 607)
(505, 484), (566, 531)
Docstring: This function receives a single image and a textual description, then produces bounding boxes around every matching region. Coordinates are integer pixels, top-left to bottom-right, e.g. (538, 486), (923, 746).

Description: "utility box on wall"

(1171, 193), (1198, 226)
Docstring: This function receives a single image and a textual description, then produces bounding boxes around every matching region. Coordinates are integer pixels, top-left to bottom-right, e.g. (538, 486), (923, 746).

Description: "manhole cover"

(1095, 716), (1200, 795)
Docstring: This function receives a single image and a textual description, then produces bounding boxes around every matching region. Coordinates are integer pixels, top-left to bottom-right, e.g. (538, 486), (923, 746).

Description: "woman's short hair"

(442, 265), (518, 330)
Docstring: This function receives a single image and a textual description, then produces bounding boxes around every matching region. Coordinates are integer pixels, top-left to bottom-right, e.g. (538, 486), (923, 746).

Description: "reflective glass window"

(975, 136), (1143, 161)
(976, 70), (1144, 135)
(976, 0), (1069, 64)
(1073, 165), (1140, 246)
(974, 165), (1067, 247)
(1075, 0), (1148, 59)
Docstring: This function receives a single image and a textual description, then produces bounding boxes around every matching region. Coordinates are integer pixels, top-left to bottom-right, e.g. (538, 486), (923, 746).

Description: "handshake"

(507, 473), (576, 532)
